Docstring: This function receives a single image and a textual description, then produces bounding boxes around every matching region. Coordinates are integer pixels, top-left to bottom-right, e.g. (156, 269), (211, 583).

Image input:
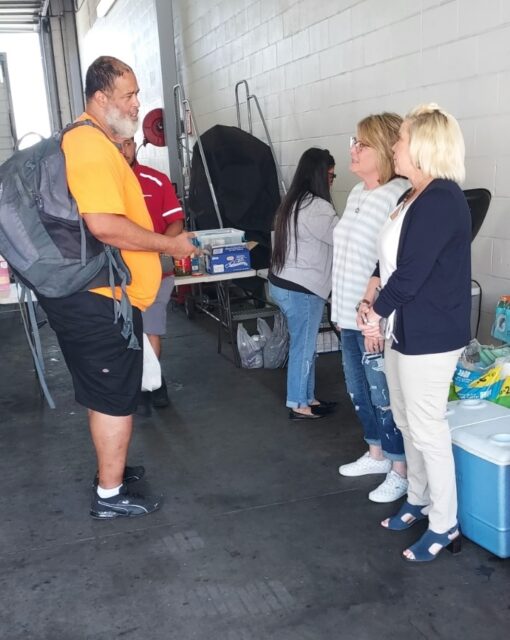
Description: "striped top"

(331, 177), (409, 329)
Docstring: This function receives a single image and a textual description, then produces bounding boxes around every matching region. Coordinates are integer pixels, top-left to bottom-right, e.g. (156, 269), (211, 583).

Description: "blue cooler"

(446, 399), (510, 432)
(452, 417), (510, 558)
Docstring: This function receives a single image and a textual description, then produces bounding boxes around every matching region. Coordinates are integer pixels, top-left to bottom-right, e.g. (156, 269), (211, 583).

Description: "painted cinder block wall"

(74, 0), (510, 342)
(75, 0), (168, 173)
(172, 0), (510, 342)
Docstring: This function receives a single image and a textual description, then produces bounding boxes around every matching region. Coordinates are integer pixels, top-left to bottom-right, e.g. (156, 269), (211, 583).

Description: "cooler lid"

(451, 416), (510, 464)
(446, 399), (510, 430)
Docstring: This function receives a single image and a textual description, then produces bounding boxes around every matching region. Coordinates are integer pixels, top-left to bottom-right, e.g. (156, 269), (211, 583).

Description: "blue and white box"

(446, 399), (510, 432)
(452, 417), (510, 558)
(205, 243), (251, 275)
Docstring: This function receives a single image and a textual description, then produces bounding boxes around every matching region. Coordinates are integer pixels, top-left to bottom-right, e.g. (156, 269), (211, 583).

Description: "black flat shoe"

(310, 400), (337, 415)
(289, 409), (324, 420)
(316, 399), (338, 409)
(310, 404), (333, 416)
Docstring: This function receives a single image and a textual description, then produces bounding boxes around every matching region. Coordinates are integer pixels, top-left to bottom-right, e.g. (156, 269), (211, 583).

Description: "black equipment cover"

(188, 125), (280, 270)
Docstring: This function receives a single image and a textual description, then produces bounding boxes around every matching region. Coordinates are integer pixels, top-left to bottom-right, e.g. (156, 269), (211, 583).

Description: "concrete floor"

(0, 302), (509, 640)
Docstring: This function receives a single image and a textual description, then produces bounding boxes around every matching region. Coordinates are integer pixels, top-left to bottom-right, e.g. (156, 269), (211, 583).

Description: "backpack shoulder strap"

(14, 276), (56, 409)
(60, 118), (141, 349)
(60, 119), (139, 351)
(61, 119), (122, 151)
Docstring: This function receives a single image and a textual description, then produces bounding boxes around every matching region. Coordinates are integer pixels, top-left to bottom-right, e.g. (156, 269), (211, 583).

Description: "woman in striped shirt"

(331, 113), (409, 504)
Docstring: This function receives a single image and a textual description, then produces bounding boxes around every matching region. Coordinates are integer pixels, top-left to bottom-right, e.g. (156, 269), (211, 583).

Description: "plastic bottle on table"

(0, 255), (10, 299)
(191, 237), (205, 275)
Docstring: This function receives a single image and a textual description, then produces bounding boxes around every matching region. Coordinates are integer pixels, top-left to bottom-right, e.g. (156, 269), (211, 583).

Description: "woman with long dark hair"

(269, 148), (338, 420)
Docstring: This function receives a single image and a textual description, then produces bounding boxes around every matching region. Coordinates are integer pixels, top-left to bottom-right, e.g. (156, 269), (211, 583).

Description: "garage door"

(0, 52), (16, 163)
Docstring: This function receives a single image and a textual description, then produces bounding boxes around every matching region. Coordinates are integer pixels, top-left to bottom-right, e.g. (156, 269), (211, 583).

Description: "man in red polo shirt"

(121, 137), (184, 413)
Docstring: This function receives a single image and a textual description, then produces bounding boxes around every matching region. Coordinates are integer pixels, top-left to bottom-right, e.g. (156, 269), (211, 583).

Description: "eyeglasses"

(328, 171), (337, 181)
(350, 136), (370, 152)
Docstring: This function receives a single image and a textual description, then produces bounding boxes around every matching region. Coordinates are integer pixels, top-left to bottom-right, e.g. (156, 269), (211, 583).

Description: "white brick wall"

(171, 0), (510, 342)
(71, 0), (510, 342)
(75, 0), (169, 174)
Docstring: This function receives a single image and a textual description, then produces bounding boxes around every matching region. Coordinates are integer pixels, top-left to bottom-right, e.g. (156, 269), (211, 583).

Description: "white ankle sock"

(97, 484), (123, 499)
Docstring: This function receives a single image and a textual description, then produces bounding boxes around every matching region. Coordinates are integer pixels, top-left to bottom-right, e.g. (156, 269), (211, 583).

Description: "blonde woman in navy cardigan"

(360, 104), (471, 562)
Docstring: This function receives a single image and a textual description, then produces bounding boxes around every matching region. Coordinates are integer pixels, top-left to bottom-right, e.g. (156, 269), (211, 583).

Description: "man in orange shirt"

(38, 56), (196, 519)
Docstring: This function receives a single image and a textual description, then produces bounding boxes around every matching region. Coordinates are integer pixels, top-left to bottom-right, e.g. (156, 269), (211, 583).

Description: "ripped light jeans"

(340, 328), (405, 461)
(269, 282), (325, 408)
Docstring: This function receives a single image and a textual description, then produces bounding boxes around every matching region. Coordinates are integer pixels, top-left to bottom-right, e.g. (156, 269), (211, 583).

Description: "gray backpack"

(0, 121), (139, 407)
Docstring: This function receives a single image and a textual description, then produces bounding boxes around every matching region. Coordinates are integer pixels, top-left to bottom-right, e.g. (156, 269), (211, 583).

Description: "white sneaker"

(338, 451), (392, 477)
(368, 470), (408, 503)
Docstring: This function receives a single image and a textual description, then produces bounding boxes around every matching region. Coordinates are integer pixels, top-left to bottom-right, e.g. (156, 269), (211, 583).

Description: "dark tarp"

(188, 124), (281, 271)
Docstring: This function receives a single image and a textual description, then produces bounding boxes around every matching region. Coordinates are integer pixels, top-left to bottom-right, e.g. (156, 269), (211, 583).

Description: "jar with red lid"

(174, 256), (192, 276)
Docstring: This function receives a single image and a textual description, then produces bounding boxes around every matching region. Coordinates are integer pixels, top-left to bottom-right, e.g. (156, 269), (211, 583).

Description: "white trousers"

(384, 344), (463, 533)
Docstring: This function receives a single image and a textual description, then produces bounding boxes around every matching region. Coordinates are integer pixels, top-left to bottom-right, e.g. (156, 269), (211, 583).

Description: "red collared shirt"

(132, 162), (184, 234)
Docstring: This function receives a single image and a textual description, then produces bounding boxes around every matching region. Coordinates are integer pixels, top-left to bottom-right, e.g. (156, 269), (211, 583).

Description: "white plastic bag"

(258, 314), (289, 368)
(141, 333), (162, 391)
(237, 323), (265, 368)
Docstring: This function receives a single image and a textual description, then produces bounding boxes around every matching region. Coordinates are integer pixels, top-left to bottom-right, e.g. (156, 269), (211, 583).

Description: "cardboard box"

(205, 243), (251, 274)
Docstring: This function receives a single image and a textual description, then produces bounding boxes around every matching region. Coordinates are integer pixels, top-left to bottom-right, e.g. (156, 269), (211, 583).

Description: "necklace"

(390, 182), (431, 220)
(390, 187), (418, 220)
(354, 187), (375, 213)
(403, 187), (416, 204)
(406, 177), (433, 204)
(390, 198), (409, 220)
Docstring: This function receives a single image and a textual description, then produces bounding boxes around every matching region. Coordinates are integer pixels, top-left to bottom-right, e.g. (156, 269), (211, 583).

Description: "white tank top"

(377, 200), (411, 339)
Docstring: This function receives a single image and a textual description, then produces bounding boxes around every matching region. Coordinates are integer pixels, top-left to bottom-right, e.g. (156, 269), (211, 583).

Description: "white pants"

(384, 344), (463, 533)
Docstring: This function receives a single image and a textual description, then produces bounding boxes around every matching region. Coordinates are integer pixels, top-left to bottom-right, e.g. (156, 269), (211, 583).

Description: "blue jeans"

(269, 283), (325, 408)
(340, 328), (404, 461)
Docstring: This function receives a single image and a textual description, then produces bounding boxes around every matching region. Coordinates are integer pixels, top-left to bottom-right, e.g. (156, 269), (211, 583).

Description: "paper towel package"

(205, 244), (251, 274)
(452, 417), (510, 558)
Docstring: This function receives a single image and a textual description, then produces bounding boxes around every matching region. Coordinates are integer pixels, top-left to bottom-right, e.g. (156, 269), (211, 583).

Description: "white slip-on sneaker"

(368, 470), (409, 503)
(338, 451), (392, 477)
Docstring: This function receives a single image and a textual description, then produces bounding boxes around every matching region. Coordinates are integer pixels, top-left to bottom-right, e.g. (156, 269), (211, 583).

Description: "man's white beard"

(105, 105), (139, 138)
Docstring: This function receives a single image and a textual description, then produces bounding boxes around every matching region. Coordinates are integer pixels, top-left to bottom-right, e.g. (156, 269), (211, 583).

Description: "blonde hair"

(405, 103), (465, 183)
(357, 112), (403, 185)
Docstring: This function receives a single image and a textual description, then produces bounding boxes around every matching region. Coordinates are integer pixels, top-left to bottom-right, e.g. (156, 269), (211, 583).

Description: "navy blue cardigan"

(373, 179), (471, 355)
